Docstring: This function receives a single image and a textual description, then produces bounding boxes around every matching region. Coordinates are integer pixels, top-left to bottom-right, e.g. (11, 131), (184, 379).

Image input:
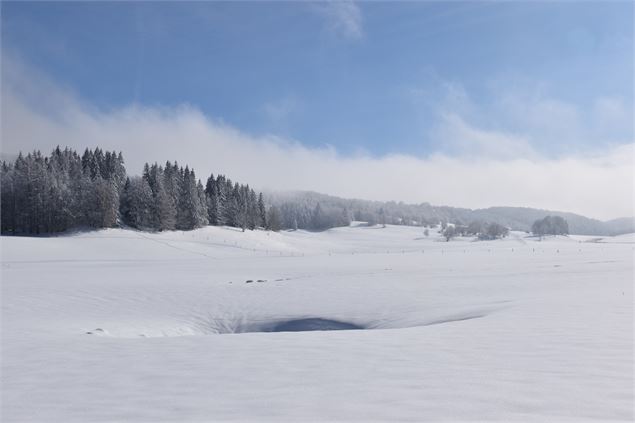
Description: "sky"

(1, 1), (633, 220)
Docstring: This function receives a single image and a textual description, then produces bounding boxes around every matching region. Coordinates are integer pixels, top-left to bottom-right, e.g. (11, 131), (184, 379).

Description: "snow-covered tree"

(258, 192), (267, 228)
(532, 216), (569, 237)
(267, 206), (282, 231)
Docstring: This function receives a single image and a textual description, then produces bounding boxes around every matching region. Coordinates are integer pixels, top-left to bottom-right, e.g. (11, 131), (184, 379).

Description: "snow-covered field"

(1, 225), (633, 422)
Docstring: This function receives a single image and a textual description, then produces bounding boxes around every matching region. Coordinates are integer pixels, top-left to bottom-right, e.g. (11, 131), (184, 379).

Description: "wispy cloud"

(263, 95), (299, 126)
(433, 113), (538, 160)
(2, 55), (633, 220)
(592, 96), (632, 138)
(312, 1), (363, 40)
(408, 74), (633, 158)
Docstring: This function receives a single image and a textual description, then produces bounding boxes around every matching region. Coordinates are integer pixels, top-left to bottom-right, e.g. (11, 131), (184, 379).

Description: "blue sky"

(1, 1), (633, 219)
(3, 1), (632, 157)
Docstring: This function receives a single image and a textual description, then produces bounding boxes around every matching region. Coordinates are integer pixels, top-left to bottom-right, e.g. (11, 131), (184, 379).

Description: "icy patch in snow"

(265, 318), (364, 332)
(84, 309), (496, 338)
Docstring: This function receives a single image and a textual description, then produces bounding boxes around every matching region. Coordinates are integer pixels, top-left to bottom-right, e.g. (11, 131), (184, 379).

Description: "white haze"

(1, 56), (633, 221)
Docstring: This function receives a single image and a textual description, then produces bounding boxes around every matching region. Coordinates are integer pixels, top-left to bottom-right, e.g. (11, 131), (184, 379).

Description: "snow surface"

(1, 225), (633, 421)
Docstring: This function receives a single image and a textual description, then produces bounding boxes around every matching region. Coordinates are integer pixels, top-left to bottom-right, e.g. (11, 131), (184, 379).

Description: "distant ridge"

(469, 207), (634, 236)
(266, 190), (634, 236)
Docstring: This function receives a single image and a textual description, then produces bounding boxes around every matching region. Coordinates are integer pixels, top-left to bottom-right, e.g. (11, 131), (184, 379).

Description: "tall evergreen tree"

(176, 167), (208, 230)
(258, 192), (267, 229)
(267, 206), (281, 231)
(247, 188), (258, 230)
(214, 176), (227, 226)
(120, 176), (153, 229)
(205, 174), (219, 225)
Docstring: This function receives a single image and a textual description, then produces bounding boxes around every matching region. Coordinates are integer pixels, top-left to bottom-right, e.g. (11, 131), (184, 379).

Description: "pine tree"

(205, 174), (218, 225)
(258, 192), (266, 229)
(119, 178), (133, 225)
(247, 187), (258, 230)
(224, 182), (239, 228)
(143, 163), (177, 231)
(215, 176), (227, 226)
(175, 167), (208, 230)
(120, 176), (153, 229)
(163, 161), (180, 221)
(1, 161), (16, 233)
(176, 167), (192, 230)
(235, 184), (248, 232)
(195, 180), (209, 227)
(94, 176), (118, 227)
(267, 206), (281, 231)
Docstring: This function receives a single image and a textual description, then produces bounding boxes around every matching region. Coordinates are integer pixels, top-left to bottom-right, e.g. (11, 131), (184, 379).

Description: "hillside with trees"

(2, 147), (632, 236)
(265, 191), (632, 235)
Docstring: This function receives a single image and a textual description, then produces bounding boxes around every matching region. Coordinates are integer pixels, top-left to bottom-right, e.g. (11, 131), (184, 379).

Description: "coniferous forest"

(0, 147), (272, 235)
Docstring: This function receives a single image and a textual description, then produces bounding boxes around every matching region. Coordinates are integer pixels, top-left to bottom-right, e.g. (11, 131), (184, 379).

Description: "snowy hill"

(2, 225), (633, 421)
(267, 190), (635, 235)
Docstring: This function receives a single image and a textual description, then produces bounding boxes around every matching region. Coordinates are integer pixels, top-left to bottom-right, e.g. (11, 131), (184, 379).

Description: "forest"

(0, 147), (273, 234)
(0, 147), (356, 235)
(0, 146), (615, 236)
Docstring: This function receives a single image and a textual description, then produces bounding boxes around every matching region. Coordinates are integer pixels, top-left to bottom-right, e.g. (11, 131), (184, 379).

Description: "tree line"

(1, 147), (126, 234)
(442, 220), (509, 241)
(0, 147), (272, 235)
(266, 191), (434, 231)
(531, 215), (569, 237)
(0, 146), (575, 237)
(440, 215), (570, 241)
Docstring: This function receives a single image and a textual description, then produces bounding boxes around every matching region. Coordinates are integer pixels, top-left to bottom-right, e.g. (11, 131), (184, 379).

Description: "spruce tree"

(205, 174), (218, 225)
(258, 192), (266, 229)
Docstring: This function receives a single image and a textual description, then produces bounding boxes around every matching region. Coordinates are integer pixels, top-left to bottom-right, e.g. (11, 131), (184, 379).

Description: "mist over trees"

(1, 147), (630, 236)
(265, 192), (631, 236)
(531, 216), (569, 237)
(268, 191), (441, 231)
(275, 200), (351, 231)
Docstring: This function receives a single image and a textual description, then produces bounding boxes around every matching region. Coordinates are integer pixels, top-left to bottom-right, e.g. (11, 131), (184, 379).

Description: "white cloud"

(2, 56), (633, 221)
(413, 76), (633, 156)
(312, 1), (363, 40)
(593, 97), (632, 137)
(433, 113), (538, 160)
(263, 96), (299, 125)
